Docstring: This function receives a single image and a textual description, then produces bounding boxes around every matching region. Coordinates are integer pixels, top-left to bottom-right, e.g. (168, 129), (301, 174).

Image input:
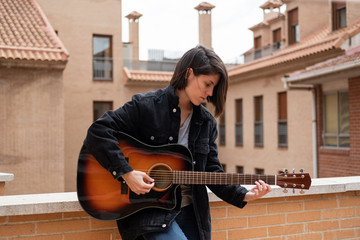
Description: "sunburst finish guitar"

(77, 131), (312, 220)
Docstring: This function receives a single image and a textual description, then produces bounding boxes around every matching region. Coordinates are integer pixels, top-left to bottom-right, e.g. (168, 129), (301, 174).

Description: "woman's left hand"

(244, 180), (271, 202)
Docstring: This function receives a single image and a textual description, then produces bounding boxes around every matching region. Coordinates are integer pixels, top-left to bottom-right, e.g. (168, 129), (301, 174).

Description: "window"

(219, 112), (226, 146)
(278, 92), (288, 147)
(254, 96), (263, 147)
(235, 99), (243, 146)
(288, 8), (299, 44)
(254, 36), (262, 59)
(332, 2), (346, 30)
(255, 168), (264, 175)
(323, 91), (349, 148)
(236, 166), (244, 174)
(221, 164), (227, 172)
(93, 101), (113, 121)
(273, 28), (282, 50)
(93, 35), (113, 80)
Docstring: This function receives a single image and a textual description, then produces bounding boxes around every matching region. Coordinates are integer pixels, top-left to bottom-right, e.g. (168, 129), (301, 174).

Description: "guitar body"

(77, 132), (193, 220)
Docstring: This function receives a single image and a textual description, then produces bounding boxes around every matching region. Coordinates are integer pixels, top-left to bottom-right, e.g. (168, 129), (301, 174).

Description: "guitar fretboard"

(172, 171), (276, 185)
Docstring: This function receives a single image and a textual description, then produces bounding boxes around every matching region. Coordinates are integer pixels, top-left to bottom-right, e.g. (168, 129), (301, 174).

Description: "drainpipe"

(282, 79), (318, 178)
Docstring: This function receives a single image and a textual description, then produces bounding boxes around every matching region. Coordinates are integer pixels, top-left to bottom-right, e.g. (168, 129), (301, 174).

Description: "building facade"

(222, 0), (360, 178)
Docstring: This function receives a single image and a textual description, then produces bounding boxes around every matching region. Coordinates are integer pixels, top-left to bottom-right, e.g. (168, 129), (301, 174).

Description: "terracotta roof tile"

(288, 46), (360, 77)
(0, 0), (68, 62)
(123, 67), (172, 84)
(229, 18), (360, 77)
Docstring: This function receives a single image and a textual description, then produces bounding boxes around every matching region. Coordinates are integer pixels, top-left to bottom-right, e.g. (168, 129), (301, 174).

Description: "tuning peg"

(284, 168), (288, 173)
(283, 188), (288, 193)
(292, 168), (295, 173)
(300, 190), (305, 194)
(293, 189), (295, 194)
(300, 168), (305, 173)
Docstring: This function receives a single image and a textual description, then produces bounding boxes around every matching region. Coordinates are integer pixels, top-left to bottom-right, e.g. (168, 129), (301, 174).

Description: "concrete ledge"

(0, 173), (14, 182)
(0, 176), (359, 217)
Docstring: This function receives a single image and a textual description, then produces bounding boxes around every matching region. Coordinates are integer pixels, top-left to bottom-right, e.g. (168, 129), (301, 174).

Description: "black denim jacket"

(84, 85), (248, 240)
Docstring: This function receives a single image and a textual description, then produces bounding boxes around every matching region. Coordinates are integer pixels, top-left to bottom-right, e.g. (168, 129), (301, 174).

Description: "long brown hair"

(170, 45), (228, 117)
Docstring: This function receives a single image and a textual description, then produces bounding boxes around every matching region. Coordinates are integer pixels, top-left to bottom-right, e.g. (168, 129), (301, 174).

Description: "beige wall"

(222, 72), (314, 176)
(37, 0), (124, 192)
(0, 67), (64, 194)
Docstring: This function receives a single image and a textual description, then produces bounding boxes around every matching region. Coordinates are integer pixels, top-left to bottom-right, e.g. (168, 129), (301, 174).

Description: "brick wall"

(349, 77), (360, 174)
(1, 190), (359, 240)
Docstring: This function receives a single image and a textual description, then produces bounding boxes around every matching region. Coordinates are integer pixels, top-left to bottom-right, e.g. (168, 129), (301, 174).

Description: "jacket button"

(112, 171), (117, 176)
(193, 161), (196, 165)
(162, 224), (166, 228)
(169, 136), (173, 141)
(172, 108), (177, 113)
(150, 136), (155, 140)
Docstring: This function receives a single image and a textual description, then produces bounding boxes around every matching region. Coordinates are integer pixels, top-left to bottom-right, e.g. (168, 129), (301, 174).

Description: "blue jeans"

(142, 205), (200, 240)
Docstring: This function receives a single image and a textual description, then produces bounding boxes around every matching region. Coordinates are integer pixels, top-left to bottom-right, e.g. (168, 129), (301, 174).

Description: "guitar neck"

(172, 171), (276, 185)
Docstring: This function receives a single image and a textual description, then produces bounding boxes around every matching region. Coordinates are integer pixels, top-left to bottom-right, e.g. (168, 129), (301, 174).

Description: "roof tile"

(0, 0), (68, 62)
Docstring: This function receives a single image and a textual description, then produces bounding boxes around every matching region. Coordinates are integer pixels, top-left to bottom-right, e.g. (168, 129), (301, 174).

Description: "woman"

(83, 45), (271, 240)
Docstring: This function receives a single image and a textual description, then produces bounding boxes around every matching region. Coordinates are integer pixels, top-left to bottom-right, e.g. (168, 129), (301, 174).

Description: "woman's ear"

(185, 68), (193, 80)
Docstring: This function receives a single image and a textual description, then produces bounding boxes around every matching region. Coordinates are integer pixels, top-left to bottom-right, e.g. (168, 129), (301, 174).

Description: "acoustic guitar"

(77, 131), (312, 220)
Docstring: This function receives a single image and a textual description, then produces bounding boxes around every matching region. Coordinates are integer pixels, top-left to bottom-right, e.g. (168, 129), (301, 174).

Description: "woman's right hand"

(122, 170), (155, 195)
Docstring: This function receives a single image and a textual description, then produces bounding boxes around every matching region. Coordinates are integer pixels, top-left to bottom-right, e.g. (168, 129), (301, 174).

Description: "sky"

(121, 0), (271, 64)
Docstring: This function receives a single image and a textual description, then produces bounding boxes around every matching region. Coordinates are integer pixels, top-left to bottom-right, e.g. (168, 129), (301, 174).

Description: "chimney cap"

(194, 2), (215, 11)
(260, 0), (283, 9)
(125, 11), (143, 20)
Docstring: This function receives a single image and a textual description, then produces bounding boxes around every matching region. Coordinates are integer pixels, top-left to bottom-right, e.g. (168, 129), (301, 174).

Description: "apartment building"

(222, 0), (360, 178)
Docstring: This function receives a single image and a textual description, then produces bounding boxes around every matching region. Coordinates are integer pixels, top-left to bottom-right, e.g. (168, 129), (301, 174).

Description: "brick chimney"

(194, 2), (215, 49)
(125, 11), (142, 60)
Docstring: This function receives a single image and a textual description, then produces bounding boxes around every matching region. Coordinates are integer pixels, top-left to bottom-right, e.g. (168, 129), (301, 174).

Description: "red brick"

(0, 223), (35, 237)
(341, 217), (360, 228)
(287, 211), (322, 223)
(228, 227), (268, 240)
(212, 230), (227, 240)
(37, 219), (89, 234)
(305, 199), (338, 210)
(287, 232), (323, 240)
(323, 229), (356, 240)
(211, 207), (227, 219)
(307, 220), (339, 231)
(268, 202), (303, 214)
(249, 214), (285, 227)
(323, 208), (355, 219)
(10, 235), (62, 240)
(228, 204), (267, 217)
(268, 224), (304, 236)
(64, 230), (115, 240)
(9, 213), (62, 223)
(212, 217), (247, 230)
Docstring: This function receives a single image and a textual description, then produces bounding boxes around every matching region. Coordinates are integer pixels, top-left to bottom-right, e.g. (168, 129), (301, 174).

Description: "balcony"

(1, 175), (359, 239)
(244, 41), (283, 63)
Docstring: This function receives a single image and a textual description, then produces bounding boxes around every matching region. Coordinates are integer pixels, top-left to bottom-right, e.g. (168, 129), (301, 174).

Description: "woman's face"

(185, 68), (220, 106)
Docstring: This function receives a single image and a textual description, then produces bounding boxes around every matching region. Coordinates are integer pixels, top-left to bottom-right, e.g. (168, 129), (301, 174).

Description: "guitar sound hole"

(149, 164), (172, 192)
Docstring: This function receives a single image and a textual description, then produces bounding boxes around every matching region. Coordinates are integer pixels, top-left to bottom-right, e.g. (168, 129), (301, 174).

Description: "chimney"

(194, 2), (215, 49)
(125, 11), (143, 60)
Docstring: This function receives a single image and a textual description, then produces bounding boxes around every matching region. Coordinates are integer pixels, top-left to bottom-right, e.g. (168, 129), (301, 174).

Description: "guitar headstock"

(276, 169), (312, 194)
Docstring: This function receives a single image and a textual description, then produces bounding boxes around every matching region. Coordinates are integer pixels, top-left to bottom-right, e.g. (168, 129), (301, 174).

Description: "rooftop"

(0, 0), (68, 64)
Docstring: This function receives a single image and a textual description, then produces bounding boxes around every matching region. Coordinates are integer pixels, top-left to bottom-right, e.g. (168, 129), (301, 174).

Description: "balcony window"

(323, 91), (349, 148)
(254, 36), (262, 59)
(278, 92), (288, 147)
(332, 2), (347, 30)
(288, 8), (299, 44)
(93, 35), (113, 80)
(235, 99), (243, 146)
(93, 101), (113, 121)
(273, 28), (282, 50)
(219, 112), (226, 146)
(254, 96), (263, 147)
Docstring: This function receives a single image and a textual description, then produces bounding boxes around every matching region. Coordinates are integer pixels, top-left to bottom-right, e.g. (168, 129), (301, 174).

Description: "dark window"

(254, 36), (262, 59)
(93, 35), (113, 80)
(93, 101), (113, 121)
(221, 164), (227, 172)
(278, 92), (288, 147)
(323, 91), (349, 148)
(332, 2), (347, 30)
(255, 168), (264, 175)
(236, 166), (244, 174)
(235, 99), (243, 146)
(288, 8), (299, 44)
(219, 112), (226, 146)
(273, 28), (282, 50)
(254, 96), (263, 147)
